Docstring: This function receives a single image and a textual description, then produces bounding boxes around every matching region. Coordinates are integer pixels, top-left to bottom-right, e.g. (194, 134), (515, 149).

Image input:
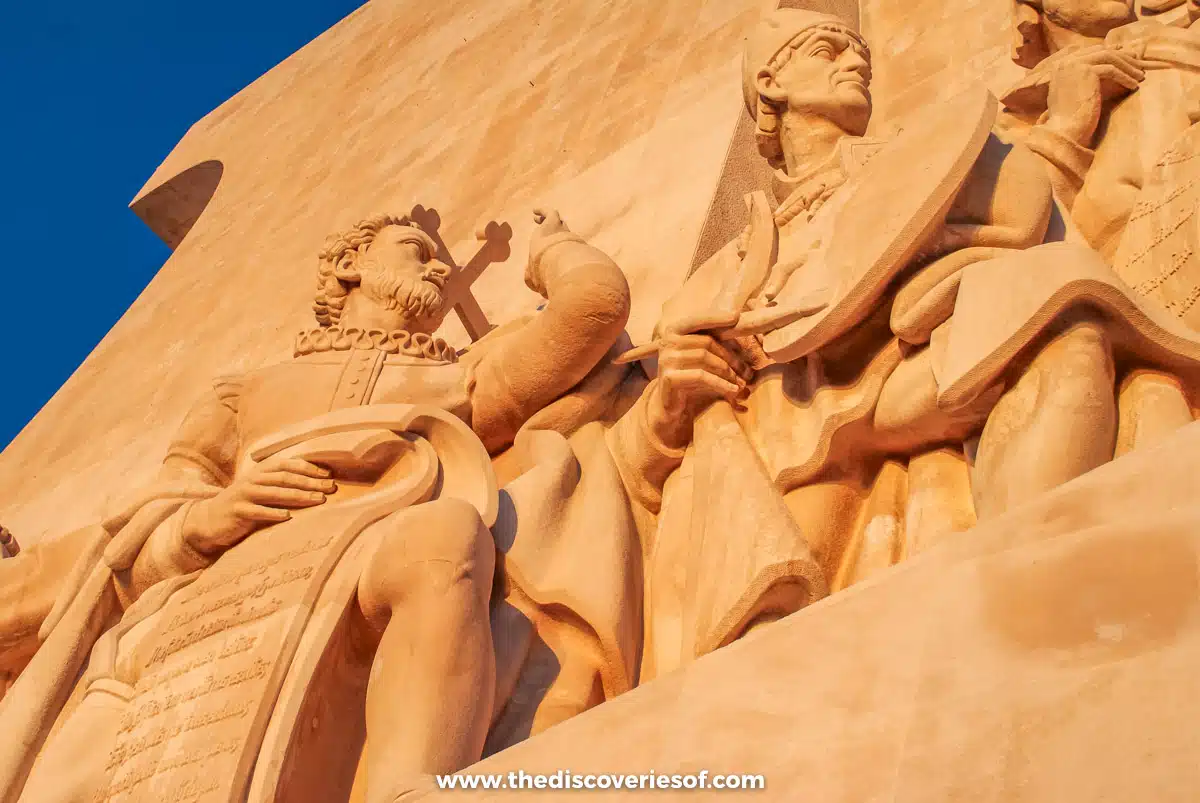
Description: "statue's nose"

(840, 50), (871, 81)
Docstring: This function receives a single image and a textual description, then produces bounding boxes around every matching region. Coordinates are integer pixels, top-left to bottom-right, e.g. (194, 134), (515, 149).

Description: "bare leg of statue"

(356, 497), (497, 803)
(973, 316), (1118, 521)
(1115, 369), (1196, 458)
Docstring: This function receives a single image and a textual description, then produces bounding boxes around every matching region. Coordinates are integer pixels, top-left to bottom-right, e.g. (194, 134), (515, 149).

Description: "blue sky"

(0, 0), (365, 450)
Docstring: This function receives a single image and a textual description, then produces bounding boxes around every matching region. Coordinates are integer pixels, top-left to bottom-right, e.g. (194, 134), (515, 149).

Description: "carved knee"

(358, 498), (495, 629)
(1117, 370), (1196, 457)
(1037, 321), (1116, 411)
(974, 320), (1119, 520)
(875, 347), (939, 433)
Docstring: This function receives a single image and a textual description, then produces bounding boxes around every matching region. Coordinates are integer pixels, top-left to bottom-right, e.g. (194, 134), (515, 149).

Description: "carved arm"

(118, 385), (241, 601)
(0, 527), (99, 676)
(470, 212), (632, 453)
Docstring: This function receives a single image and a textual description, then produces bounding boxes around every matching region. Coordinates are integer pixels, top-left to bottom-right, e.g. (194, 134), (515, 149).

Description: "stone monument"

(4, 0), (1200, 801)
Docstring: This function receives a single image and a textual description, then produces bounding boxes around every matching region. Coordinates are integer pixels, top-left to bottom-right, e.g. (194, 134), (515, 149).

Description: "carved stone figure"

(633, 8), (1200, 681)
(1003, 0), (1200, 255)
(1003, 0), (1200, 458)
(0, 210), (714, 803)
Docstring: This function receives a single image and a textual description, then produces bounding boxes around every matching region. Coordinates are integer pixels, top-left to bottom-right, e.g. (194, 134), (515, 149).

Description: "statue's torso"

(27, 349), (478, 803)
(235, 351), (473, 461)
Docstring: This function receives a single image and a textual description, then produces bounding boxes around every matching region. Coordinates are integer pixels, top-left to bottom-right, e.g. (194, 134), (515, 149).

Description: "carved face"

(760, 28), (872, 137)
(1041, 0), (1135, 37)
(353, 225), (452, 333)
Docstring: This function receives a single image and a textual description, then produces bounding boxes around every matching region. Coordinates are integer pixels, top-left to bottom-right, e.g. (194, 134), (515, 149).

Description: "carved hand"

(182, 456), (336, 558)
(1042, 45), (1144, 147)
(525, 207), (572, 297)
(646, 334), (753, 451)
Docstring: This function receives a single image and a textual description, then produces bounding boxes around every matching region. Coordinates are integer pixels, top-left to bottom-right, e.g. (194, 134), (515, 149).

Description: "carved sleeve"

(121, 382), (241, 599)
(0, 527), (98, 675)
(605, 380), (688, 515)
(1022, 125), (1096, 210)
(470, 234), (632, 454)
(162, 376), (242, 486)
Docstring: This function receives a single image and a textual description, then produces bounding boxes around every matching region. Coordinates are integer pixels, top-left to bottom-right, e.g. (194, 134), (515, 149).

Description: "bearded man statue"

(0, 209), (735, 803)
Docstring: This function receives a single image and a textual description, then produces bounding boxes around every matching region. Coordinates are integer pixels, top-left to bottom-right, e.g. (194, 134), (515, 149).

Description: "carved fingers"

(273, 456), (336, 479)
(236, 457), (335, 510)
(184, 457), (337, 556)
(1039, 44), (1145, 88)
(649, 334), (754, 450)
(531, 207), (569, 235)
(762, 247), (816, 302)
(229, 503), (293, 525)
(661, 308), (743, 338)
(761, 223), (826, 303)
(663, 342), (748, 393)
(239, 484), (326, 509)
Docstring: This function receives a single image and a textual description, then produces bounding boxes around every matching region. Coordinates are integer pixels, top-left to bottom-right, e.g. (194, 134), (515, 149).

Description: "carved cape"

(0, 236), (675, 800)
(642, 88), (1200, 681)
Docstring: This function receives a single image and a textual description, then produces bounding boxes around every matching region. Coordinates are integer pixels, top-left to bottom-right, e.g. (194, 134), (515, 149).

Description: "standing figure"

(1003, 0), (1200, 259)
(635, 8), (1200, 681)
(1004, 0), (1200, 458)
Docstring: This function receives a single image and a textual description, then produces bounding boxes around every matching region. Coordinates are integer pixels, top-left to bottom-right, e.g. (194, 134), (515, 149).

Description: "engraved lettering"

(166, 566), (313, 631)
(130, 658), (271, 722)
(147, 598), (283, 666)
(186, 534), (336, 597)
(103, 740), (239, 798)
(132, 633), (259, 697)
(108, 700), (253, 770)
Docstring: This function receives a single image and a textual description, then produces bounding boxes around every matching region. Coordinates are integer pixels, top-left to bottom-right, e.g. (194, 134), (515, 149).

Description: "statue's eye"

(810, 45), (835, 60)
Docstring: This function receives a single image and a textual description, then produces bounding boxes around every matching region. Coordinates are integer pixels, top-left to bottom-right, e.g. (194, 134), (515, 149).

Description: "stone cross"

(407, 205), (513, 342)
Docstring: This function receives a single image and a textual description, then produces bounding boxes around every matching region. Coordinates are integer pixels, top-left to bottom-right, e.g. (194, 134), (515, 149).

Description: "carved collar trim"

(294, 327), (458, 363)
(772, 163), (848, 228)
(772, 136), (887, 228)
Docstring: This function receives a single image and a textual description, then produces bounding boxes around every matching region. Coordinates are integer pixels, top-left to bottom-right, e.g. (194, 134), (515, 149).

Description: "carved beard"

(356, 257), (448, 331)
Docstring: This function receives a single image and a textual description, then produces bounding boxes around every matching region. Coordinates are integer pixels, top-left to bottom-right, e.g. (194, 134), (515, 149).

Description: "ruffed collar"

(294, 327), (458, 363)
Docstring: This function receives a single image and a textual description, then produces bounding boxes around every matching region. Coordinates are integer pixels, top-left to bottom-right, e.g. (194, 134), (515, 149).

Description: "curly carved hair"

(753, 24), (871, 169)
(313, 214), (438, 327)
